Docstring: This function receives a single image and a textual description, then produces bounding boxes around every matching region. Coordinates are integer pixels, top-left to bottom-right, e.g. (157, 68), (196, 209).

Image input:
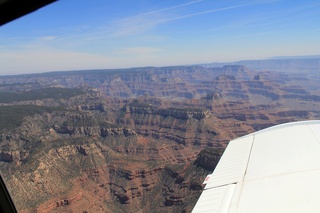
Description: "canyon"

(0, 58), (320, 212)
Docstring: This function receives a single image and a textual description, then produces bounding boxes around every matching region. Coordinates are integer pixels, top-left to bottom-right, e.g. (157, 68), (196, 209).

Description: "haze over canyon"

(0, 57), (320, 212)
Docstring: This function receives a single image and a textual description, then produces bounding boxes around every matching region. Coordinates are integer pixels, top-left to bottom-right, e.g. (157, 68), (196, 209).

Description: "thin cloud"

(247, 0), (283, 4)
(110, 2), (248, 37)
(138, 0), (203, 16)
(160, 4), (249, 23)
(109, 0), (204, 37)
(111, 15), (162, 37)
(34, 1), (249, 42)
(38, 36), (57, 41)
(110, 0), (204, 37)
(118, 47), (161, 55)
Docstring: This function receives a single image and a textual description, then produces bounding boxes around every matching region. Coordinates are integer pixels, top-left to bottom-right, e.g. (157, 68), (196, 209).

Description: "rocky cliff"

(0, 107), (225, 212)
(0, 63), (320, 212)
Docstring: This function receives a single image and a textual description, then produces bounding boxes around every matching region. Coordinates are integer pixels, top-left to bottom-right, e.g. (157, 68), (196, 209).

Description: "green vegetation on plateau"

(0, 87), (84, 103)
(0, 105), (63, 131)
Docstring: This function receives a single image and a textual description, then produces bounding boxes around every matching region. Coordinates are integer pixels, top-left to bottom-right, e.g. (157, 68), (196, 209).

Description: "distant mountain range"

(202, 56), (320, 73)
(267, 55), (320, 59)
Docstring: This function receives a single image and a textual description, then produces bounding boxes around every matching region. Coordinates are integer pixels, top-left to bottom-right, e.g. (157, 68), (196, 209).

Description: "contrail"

(136, 0), (203, 16)
(161, 4), (249, 22)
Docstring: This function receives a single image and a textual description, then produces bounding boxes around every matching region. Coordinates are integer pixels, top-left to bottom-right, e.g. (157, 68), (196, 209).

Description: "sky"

(0, 0), (320, 75)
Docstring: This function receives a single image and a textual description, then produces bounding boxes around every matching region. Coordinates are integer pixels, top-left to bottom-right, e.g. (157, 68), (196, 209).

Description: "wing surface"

(192, 120), (320, 213)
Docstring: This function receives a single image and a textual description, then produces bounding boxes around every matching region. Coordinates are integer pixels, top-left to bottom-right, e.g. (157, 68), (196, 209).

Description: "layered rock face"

(0, 63), (319, 212)
(0, 65), (247, 99)
(0, 108), (227, 213)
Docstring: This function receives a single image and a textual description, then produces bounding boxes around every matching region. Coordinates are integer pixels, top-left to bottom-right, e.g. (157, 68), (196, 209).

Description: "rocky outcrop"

(53, 125), (101, 136)
(216, 74), (236, 81)
(79, 103), (108, 112)
(194, 148), (223, 171)
(124, 104), (210, 120)
(76, 146), (87, 156)
(272, 111), (309, 118)
(248, 89), (280, 100)
(283, 94), (320, 102)
(100, 128), (136, 137)
(0, 150), (26, 164)
(156, 108), (209, 120)
(0, 151), (14, 162)
(123, 103), (210, 120)
(50, 117), (136, 138)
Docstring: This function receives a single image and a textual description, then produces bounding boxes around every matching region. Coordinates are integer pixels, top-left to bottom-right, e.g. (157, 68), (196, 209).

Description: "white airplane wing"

(192, 120), (320, 213)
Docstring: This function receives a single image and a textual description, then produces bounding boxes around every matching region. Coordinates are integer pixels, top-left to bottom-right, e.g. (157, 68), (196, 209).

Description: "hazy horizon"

(1, 0), (320, 75)
(0, 54), (319, 77)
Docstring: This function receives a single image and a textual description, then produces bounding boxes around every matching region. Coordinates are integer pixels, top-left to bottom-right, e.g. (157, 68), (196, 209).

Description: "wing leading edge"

(192, 120), (320, 213)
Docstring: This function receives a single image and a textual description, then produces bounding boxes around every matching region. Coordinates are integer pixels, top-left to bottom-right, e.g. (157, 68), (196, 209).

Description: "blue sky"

(0, 0), (320, 75)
